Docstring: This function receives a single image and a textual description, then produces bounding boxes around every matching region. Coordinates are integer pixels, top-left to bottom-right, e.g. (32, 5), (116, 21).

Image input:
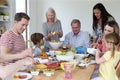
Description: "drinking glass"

(64, 64), (74, 80)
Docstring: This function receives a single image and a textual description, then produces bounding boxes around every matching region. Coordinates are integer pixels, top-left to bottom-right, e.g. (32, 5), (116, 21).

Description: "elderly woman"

(42, 7), (63, 48)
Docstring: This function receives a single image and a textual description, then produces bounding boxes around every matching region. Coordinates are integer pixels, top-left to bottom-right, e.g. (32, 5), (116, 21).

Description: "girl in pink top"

(96, 21), (119, 54)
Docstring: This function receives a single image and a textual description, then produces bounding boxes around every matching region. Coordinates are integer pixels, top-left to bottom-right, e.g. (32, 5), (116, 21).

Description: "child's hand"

(95, 49), (101, 56)
(90, 42), (97, 48)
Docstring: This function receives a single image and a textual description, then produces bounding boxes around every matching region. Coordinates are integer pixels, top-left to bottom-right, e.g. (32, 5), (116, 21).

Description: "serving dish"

(43, 69), (55, 76)
(49, 41), (62, 50)
(87, 48), (97, 55)
(56, 51), (74, 61)
(30, 69), (40, 75)
(13, 72), (32, 80)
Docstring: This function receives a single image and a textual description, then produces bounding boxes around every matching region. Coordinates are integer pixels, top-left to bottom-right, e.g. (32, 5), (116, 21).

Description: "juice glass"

(64, 63), (74, 80)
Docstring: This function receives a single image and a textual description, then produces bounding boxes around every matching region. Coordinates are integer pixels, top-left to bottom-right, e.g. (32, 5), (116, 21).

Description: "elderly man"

(0, 12), (30, 54)
(63, 19), (90, 49)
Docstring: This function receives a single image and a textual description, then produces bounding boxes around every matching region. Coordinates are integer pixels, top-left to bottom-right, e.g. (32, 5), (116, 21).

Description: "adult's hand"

(46, 33), (53, 39)
(55, 31), (63, 37)
(19, 57), (35, 66)
(20, 48), (33, 58)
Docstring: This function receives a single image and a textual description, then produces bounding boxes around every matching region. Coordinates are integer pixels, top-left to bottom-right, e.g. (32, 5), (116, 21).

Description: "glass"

(64, 64), (74, 80)
(49, 50), (55, 57)
(45, 46), (49, 52)
(40, 45), (48, 58)
(70, 47), (76, 53)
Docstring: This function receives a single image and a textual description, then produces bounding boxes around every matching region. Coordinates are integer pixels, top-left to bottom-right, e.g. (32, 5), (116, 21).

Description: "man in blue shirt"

(63, 19), (90, 49)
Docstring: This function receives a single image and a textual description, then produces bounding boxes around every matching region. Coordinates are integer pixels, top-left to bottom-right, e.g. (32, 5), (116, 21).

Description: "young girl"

(94, 33), (120, 80)
(31, 33), (44, 57)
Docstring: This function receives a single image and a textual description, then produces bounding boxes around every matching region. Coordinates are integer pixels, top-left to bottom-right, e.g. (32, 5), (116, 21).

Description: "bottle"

(40, 45), (48, 58)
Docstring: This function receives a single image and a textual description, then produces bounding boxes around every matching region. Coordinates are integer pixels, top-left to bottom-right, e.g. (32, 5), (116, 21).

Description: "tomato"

(19, 75), (27, 79)
(13, 75), (19, 79)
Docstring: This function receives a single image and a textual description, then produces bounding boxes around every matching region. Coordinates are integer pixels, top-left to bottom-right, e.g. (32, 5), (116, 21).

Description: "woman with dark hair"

(92, 3), (115, 43)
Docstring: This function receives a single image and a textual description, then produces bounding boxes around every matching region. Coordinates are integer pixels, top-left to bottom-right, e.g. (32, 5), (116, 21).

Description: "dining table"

(30, 64), (96, 80)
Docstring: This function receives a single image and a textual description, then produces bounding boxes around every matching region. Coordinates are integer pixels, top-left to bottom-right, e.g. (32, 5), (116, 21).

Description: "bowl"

(56, 51), (74, 61)
(43, 69), (55, 76)
(30, 69), (40, 75)
(56, 55), (74, 61)
(49, 41), (62, 49)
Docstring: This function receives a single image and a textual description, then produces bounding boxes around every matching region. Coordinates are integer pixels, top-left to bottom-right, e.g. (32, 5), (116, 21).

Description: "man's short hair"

(14, 12), (30, 21)
(71, 19), (81, 26)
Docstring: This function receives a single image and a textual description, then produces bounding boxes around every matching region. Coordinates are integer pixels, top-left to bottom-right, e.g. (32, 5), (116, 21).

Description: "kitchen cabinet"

(0, 4), (9, 35)
(0, 5), (9, 21)
(0, 5), (10, 35)
(0, 0), (15, 37)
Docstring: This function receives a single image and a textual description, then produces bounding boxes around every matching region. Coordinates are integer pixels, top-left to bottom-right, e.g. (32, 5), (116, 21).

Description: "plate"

(13, 72), (32, 80)
(56, 51), (74, 61)
(45, 61), (61, 70)
(80, 60), (96, 65)
(87, 48), (97, 55)
(34, 58), (48, 64)
(78, 63), (89, 68)
(34, 58), (42, 63)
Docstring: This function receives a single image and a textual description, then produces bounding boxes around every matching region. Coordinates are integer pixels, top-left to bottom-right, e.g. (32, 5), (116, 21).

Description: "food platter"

(56, 51), (74, 61)
(13, 72), (32, 80)
(44, 61), (61, 70)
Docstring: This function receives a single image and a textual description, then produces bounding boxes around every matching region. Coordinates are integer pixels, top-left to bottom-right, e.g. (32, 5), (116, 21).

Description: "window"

(15, 0), (30, 47)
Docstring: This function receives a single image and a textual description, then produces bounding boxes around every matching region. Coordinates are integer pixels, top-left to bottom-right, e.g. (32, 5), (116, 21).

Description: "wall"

(28, 0), (120, 40)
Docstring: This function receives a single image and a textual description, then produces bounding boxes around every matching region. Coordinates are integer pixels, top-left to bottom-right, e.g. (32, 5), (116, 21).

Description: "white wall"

(29, 0), (120, 40)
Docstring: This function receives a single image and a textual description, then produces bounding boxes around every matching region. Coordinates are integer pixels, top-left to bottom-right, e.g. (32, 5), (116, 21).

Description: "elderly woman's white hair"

(46, 7), (57, 22)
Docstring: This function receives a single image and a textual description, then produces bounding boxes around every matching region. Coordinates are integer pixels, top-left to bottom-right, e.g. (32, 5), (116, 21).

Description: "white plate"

(34, 58), (42, 63)
(13, 72), (32, 80)
(80, 60), (96, 65)
(87, 48), (97, 55)
(34, 58), (48, 64)
(78, 63), (89, 67)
